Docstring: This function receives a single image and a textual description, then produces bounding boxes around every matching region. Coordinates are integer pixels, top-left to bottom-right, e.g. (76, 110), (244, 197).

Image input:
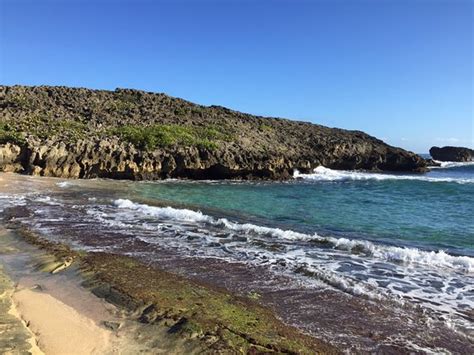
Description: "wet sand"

(0, 209), (330, 352)
(12, 288), (113, 354)
(0, 224), (197, 354)
(0, 227), (119, 354)
(1, 172), (473, 353)
(0, 263), (43, 354)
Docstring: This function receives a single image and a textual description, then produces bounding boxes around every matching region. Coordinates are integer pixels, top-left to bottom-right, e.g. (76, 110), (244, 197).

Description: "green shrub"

(174, 107), (188, 117)
(113, 124), (230, 150)
(106, 99), (136, 113)
(8, 94), (34, 109)
(3, 116), (87, 142)
(197, 139), (218, 150)
(0, 122), (26, 145)
(54, 119), (88, 140)
(258, 123), (273, 132)
(191, 107), (204, 117)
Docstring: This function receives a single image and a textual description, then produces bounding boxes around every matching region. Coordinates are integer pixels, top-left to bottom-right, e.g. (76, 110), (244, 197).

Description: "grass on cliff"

(112, 124), (232, 150)
(0, 122), (26, 145)
(1, 116), (88, 144)
(14, 115), (88, 141)
(1, 114), (233, 150)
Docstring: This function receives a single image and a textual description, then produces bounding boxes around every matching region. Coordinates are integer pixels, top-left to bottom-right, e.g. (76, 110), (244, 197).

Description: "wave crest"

(113, 199), (473, 273)
(431, 160), (474, 169)
(294, 166), (473, 184)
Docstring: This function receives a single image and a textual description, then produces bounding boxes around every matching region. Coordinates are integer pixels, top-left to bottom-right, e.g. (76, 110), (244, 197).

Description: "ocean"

(1, 160), (473, 352)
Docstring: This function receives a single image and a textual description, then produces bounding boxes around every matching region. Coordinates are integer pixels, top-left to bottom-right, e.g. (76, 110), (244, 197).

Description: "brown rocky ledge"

(0, 85), (427, 180)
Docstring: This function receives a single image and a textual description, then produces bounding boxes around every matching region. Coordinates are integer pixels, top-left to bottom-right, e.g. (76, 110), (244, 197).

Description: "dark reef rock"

(0, 85), (428, 180)
(429, 146), (474, 162)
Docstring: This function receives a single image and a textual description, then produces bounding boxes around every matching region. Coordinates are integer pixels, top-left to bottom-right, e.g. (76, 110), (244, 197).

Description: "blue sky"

(0, 0), (472, 153)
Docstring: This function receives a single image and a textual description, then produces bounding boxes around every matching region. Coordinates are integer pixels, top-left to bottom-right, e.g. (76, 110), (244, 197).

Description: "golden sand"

(12, 288), (113, 355)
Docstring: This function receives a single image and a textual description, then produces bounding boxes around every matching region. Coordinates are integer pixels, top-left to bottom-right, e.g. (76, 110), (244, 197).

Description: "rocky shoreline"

(0, 214), (337, 354)
(0, 85), (428, 180)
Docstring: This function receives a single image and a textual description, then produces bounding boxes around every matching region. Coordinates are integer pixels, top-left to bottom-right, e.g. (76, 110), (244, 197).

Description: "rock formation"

(429, 146), (474, 162)
(0, 85), (428, 180)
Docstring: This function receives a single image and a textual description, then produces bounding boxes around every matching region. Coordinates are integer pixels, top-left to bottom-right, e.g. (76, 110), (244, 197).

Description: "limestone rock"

(0, 85), (429, 180)
(0, 143), (23, 172)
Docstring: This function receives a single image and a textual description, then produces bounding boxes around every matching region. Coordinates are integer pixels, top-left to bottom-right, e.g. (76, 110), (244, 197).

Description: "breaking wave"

(293, 166), (474, 184)
(431, 160), (474, 169)
(113, 199), (474, 273)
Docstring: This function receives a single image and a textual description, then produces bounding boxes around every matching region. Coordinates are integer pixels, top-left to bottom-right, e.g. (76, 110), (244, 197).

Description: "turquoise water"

(135, 163), (474, 257)
(1, 161), (473, 342)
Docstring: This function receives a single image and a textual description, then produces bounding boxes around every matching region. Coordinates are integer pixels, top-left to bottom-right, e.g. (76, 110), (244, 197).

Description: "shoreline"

(0, 226), (150, 354)
(0, 259), (43, 354)
(0, 219), (337, 354)
(1, 172), (473, 353)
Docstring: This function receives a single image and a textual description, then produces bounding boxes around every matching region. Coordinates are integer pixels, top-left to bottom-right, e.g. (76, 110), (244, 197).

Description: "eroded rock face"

(0, 137), (427, 180)
(0, 85), (428, 180)
(0, 143), (24, 173)
(429, 146), (474, 162)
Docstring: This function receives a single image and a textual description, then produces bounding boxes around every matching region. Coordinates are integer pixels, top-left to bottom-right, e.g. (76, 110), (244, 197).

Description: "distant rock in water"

(429, 146), (474, 162)
(0, 85), (427, 180)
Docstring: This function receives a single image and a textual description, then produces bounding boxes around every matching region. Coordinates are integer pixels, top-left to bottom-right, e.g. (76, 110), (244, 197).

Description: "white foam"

(374, 246), (473, 271)
(303, 234), (474, 272)
(432, 160), (474, 169)
(294, 166), (474, 184)
(56, 181), (72, 188)
(113, 199), (213, 223)
(112, 199), (474, 273)
(0, 194), (27, 212)
(110, 199), (474, 323)
(25, 195), (472, 332)
(34, 195), (63, 205)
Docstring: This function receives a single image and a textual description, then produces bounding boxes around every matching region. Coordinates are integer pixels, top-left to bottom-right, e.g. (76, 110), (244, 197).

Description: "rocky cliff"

(429, 146), (474, 162)
(0, 85), (427, 180)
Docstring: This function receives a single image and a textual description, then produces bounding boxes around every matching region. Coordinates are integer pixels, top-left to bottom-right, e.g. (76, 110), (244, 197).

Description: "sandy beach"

(0, 225), (197, 354)
(0, 174), (148, 354)
(0, 173), (180, 354)
(0, 226), (123, 354)
(12, 289), (113, 354)
(0, 263), (42, 354)
(0, 171), (472, 353)
(0, 173), (334, 354)
(1, 1), (473, 352)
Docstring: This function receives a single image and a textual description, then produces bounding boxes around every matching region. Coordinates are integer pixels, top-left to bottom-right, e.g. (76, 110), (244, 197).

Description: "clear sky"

(0, 0), (472, 153)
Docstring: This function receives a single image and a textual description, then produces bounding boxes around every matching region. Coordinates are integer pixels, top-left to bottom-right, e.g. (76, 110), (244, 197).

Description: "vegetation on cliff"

(111, 124), (231, 150)
(0, 85), (427, 180)
(0, 122), (25, 145)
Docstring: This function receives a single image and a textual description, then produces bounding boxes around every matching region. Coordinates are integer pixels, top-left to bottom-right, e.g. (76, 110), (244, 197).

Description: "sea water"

(1, 160), (473, 351)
